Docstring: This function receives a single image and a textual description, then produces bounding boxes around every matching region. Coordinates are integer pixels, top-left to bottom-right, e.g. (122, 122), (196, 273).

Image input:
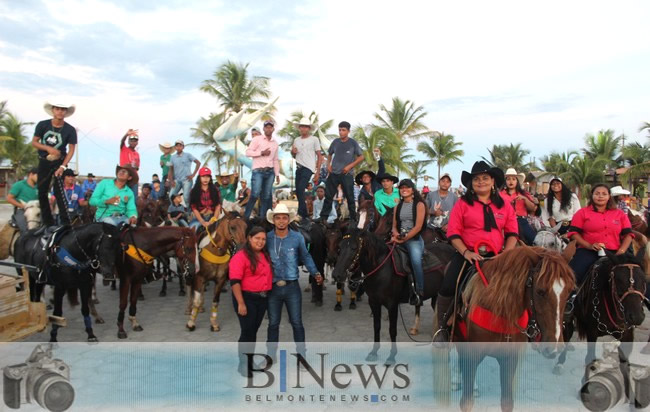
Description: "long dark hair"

(398, 187), (429, 220)
(503, 176), (526, 195)
(243, 226), (270, 273)
(461, 183), (505, 208)
(588, 183), (617, 211)
(189, 175), (220, 210)
(546, 179), (573, 215)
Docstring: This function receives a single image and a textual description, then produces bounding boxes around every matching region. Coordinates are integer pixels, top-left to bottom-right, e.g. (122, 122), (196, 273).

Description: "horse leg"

(498, 353), (519, 412)
(210, 276), (226, 332)
(186, 275), (205, 331)
(458, 349), (481, 412)
(553, 319), (574, 375)
(334, 283), (343, 311)
(386, 305), (398, 364)
(365, 302), (382, 362)
(111, 279), (116, 291)
(49, 285), (65, 343)
(176, 258), (185, 296)
(91, 280), (100, 304)
(410, 305), (421, 336)
(349, 289), (357, 310)
(117, 277), (129, 339)
(129, 280), (144, 331)
(80, 283), (98, 342)
(159, 276), (167, 297)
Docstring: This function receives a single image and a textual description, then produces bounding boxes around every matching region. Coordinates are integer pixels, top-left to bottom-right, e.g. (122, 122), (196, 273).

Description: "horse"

(324, 219), (364, 311)
(13, 223), (122, 342)
(448, 246), (576, 412)
(533, 223), (566, 252)
(332, 228), (454, 362)
(553, 249), (647, 377)
(186, 212), (247, 331)
(290, 218), (327, 305)
(116, 226), (198, 339)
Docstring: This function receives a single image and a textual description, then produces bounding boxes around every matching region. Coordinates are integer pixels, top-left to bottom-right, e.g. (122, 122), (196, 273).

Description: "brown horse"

(447, 247), (575, 412)
(324, 219), (364, 311)
(116, 226), (197, 339)
(185, 212), (247, 332)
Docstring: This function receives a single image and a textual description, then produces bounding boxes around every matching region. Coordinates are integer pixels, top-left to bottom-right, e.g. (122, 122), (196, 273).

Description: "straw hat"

(159, 142), (173, 152)
(44, 101), (76, 117)
(266, 203), (296, 224)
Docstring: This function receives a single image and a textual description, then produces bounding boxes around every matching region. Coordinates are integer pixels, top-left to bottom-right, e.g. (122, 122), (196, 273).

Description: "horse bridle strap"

(612, 263), (647, 302)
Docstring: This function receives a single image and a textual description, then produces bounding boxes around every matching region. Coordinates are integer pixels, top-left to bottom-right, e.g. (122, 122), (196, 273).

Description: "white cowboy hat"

(504, 168), (524, 184)
(610, 185), (631, 196)
(294, 117), (313, 128)
(44, 101), (76, 117)
(159, 141), (173, 152)
(266, 203), (296, 224)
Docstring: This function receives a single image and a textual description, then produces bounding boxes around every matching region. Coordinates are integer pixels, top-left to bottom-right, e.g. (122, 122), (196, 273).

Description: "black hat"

(62, 168), (78, 177)
(142, 183), (152, 190)
(398, 179), (416, 189)
(375, 172), (399, 184)
(355, 170), (376, 185)
(460, 161), (504, 189)
(87, 173), (95, 178)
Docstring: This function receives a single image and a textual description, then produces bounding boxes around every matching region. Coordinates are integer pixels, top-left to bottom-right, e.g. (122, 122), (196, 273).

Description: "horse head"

(324, 223), (344, 266)
(173, 227), (199, 282)
(332, 228), (366, 284)
(23, 200), (41, 230)
(357, 199), (376, 230)
(533, 228), (563, 252)
(600, 250), (647, 327)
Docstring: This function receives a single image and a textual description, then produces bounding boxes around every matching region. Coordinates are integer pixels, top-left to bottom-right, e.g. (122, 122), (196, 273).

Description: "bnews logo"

(243, 350), (410, 391)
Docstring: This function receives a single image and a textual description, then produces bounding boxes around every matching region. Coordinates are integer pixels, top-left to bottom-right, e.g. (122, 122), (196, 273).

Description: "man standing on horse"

(167, 139), (201, 210)
(244, 120), (280, 220)
(318, 121), (364, 224)
(31, 100), (77, 227)
(89, 165), (138, 226)
(7, 167), (38, 233)
(291, 117), (322, 220)
(119, 129), (140, 198)
(265, 204), (323, 359)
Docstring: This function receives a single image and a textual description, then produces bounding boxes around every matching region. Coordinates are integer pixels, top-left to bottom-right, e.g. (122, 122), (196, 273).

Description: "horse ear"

(144, 222), (151, 228)
(551, 222), (562, 234)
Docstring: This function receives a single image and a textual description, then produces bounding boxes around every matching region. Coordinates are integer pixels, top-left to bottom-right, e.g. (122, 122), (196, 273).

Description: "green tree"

(539, 150), (578, 176)
(0, 111), (37, 180)
(639, 121), (650, 137)
(482, 143), (532, 172)
(560, 155), (606, 200)
(416, 132), (464, 181)
(353, 126), (407, 176)
(188, 113), (230, 174)
(583, 129), (621, 168)
(373, 97), (429, 142)
(404, 160), (431, 186)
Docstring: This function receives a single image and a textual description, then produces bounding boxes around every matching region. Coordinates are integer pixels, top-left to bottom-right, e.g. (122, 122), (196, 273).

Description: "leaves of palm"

(353, 126), (406, 176)
(0, 112), (37, 179)
(482, 143), (533, 172)
(373, 97), (429, 141)
(416, 132), (464, 181)
(559, 155), (606, 200)
(200, 61), (272, 115)
(583, 129), (621, 168)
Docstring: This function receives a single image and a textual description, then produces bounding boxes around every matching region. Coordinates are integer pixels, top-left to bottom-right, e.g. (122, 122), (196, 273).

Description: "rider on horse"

(433, 161), (519, 343)
(188, 167), (222, 231)
(425, 173), (457, 232)
(541, 176), (581, 235)
(374, 172), (400, 217)
(88, 165), (138, 227)
(7, 167), (38, 233)
(355, 148), (385, 203)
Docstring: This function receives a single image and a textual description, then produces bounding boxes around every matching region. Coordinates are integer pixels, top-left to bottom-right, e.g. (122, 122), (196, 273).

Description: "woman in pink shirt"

(567, 184), (634, 284)
(433, 161), (519, 343)
(229, 226), (273, 376)
(499, 168), (538, 245)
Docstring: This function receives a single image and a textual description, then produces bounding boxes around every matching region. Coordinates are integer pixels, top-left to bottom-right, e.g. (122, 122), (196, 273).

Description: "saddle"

(392, 245), (446, 278)
(292, 219), (313, 245)
(36, 225), (70, 251)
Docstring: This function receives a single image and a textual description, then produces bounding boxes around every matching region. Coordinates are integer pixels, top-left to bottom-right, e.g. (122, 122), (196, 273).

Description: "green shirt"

(160, 154), (171, 177)
(89, 179), (138, 220)
(374, 189), (400, 216)
(219, 184), (236, 202)
(9, 179), (38, 203)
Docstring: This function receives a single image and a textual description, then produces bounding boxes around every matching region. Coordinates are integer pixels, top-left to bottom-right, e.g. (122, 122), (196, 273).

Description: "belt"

(243, 290), (268, 298)
(255, 167), (274, 172)
(561, 221), (571, 226)
(274, 279), (298, 287)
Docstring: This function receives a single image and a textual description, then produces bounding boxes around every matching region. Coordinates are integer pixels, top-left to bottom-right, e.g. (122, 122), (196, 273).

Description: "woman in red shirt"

(567, 183), (634, 284)
(433, 161), (519, 343)
(189, 167), (222, 231)
(499, 168), (538, 245)
(229, 226), (273, 376)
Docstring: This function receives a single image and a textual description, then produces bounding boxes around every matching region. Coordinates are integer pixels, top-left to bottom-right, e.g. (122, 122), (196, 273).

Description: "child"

(167, 193), (188, 227)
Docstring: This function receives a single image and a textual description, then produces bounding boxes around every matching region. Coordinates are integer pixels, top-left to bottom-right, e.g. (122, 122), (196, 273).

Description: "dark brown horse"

(186, 212), (247, 331)
(116, 226), (197, 339)
(324, 219), (364, 311)
(448, 247), (576, 412)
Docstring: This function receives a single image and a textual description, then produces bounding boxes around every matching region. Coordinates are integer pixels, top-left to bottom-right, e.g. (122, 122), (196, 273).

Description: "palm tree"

(404, 160), (431, 186)
(482, 143), (532, 172)
(373, 97), (429, 142)
(416, 132), (464, 181)
(560, 155), (606, 200)
(539, 150), (578, 176)
(277, 111), (335, 152)
(188, 113), (229, 174)
(621, 142), (650, 196)
(0, 112), (37, 180)
(353, 126), (407, 176)
(199, 61), (272, 116)
(583, 129), (621, 168)
(639, 122), (650, 137)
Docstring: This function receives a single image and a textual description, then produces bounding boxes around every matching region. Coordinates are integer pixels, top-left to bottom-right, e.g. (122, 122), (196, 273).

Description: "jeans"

(405, 236), (425, 293)
(99, 215), (130, 226)
(37, 158), (68, 226)
(233, 292), (268, 343)
(11, 209), (28, 233)
(267, 281), (305, 355)
(320, 173), (356, 221)
(569, 248), (604, 285)
(169, 178), (193, 209)
(189, 213), (212, 231)
(244, 169), (275, 220)
(295, 165), (313, 218)
(518, 216), (536, 245)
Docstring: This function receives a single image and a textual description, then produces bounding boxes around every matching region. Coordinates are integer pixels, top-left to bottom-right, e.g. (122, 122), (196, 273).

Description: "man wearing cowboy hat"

(81, 173), (97, 196)
(119, 129), (141, 198)
(610, 185), (631, 213)
(291, 117), (323, 219)
(265, 204), (322, 359)
(31, 100), (78, 226)
(89, 165), (138, 226)
(373, 171), (400, 216)
(356, 148), (385, 203)
(50, 168), (86, 224)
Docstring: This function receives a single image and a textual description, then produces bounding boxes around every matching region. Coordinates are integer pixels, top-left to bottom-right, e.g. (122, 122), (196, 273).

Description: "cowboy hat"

(266, 203), (296, 224)
(44, 101), (76, 117)
(115, 165), (139, 185)
(610, 185), (631, 197)
(460, 161), (505, 189)
(159, 141), (173, 152)
(62, 169), (78, 177)
(355, 170), (376, 185)
(504, 168), (525, 185)
(375, 172), (399, 184)
(294, 117), (313, 128)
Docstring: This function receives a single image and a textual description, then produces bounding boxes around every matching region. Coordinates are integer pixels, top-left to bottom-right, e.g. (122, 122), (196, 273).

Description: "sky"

(1, 0), (650, 188)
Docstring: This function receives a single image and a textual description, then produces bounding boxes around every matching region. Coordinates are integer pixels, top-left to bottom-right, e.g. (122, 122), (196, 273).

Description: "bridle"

(23, 203), (42, 229)
(520, 261), (542, 340)
(340, 233), (397, 284)
(174, 231), (196, 279)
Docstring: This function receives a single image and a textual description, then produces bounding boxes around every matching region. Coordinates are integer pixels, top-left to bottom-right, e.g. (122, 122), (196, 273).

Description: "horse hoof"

(92, 298), (100, 304)
(95, 318), (105, 324)
(349, 302), (357, 310)
(133, 325), (144, 332)
(553, 364), (564, 375)
(186, 324), (196, 332)
(159, 291), (167, 297)
(304, 286), (311, 292)
(334, 304), (342, 312)
(210, 325), (220, 332)
(365, 353), (378, 362)
(409, 328), (418, 336)
(118, 331), (127, 339)
(138, 295), (145, 301)
(88, 336), (98, 343)
(178, 290), (186, 297)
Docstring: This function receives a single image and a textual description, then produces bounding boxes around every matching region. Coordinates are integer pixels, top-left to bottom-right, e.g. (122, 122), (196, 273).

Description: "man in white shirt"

(291, 117), (322, 220)
(312, 186), (337, 224)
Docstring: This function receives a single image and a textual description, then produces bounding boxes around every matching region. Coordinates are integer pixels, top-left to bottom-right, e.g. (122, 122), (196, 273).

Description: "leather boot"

(432, 295), (454, 344)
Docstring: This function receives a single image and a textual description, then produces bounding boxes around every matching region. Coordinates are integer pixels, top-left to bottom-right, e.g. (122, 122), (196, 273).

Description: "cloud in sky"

(1, 0), (650, 184)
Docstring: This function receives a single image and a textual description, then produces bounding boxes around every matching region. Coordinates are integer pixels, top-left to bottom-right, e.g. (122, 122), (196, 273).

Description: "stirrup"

(409, 294), (422, 306)
(432, 327), (450, 345)
(564, 293), (576, 317)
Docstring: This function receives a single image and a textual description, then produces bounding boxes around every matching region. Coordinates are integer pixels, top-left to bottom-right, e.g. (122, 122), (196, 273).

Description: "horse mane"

(360, 229), (388, 266)
(466, 246), (576, 324)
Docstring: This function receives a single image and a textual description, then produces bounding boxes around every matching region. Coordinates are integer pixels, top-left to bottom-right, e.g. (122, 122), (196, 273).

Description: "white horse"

(532, 222), (565, 252)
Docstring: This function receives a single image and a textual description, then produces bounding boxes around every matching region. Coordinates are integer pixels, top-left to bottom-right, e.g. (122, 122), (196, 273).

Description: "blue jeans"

(189, 213), (212, 231)
(405, 236), (425, 293)
(99, 215), (129, 226)
(518, 216), (536, 245)
(244, 169), (275, 220)
(569, 248), (602, 285)
(295, 165), (313, 218)
(266, 281), (305, 354)
(169, 178), (193, 209)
